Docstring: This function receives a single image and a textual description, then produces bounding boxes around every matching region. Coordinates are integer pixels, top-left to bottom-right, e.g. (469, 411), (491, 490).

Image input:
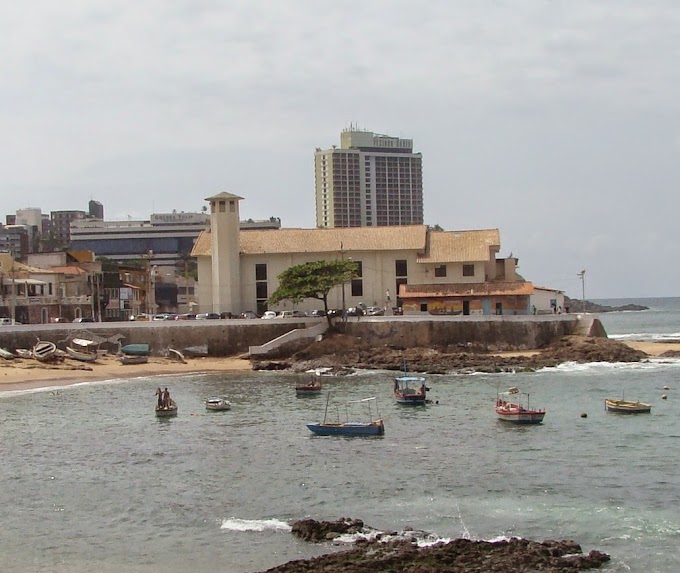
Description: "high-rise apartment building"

(314, 128), (423, 228)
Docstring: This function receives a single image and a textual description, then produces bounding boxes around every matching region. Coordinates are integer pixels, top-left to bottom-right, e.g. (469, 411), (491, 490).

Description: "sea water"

(1, 298), (679, 573)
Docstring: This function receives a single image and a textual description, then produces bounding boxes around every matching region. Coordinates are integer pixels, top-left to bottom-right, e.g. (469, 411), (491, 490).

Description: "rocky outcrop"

(563, 296), (648, 313)
(262, 519), (610, 573)
(252, 334), (648, 374)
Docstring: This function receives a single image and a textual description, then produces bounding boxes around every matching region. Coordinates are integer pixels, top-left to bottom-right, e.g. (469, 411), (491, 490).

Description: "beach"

(0, 340), (674, 393)
(0, 353), (252, 392)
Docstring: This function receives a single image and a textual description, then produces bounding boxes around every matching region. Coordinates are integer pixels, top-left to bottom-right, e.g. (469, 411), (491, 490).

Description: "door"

(463, 300), (470, 315)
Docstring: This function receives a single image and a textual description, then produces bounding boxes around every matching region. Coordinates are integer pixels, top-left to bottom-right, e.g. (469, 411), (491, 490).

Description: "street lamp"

(577, 269), (586, 313)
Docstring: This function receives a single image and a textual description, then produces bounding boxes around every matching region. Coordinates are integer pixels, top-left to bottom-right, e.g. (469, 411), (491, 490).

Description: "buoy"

(662, 394), (667, 400)
(580, 412), (588, 418)
(663, 385), (669, 390)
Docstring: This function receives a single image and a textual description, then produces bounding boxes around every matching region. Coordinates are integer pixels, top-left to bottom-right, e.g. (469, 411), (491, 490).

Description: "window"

(255, 264), (267, 281)
(463, 264), (475, 277)
(351, 278), (363, 297)
(434, 265), (446, 278)
(395, 259), (407, 277)
(256, 282), (268, 299)
(219, 200), (226, 212)
(229, 200), (235, 213)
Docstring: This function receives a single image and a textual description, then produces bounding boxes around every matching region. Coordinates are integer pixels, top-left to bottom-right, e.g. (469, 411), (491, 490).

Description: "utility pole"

(340, 242), (346, 322)
(577, 269), (586, 313)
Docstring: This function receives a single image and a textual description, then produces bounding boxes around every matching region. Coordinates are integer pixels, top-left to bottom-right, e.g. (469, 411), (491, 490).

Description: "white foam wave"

(220, 518), (291, 532)
(610, 332), (680, 341)
(538, 358), (680, 374)
(335, 529), (451, 547)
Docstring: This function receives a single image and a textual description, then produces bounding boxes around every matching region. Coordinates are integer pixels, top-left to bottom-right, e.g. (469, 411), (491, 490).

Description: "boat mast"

(322, 392), (331, 424)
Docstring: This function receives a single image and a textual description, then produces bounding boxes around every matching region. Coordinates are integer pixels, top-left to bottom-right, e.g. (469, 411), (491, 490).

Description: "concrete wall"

(0, 315), (583, 357)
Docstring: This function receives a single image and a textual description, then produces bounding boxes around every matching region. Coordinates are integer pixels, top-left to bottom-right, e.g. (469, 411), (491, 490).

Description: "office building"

(314, 128), (424, 228)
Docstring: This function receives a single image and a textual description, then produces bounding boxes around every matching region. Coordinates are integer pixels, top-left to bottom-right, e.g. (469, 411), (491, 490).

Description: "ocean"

(1, 297), (679, 573)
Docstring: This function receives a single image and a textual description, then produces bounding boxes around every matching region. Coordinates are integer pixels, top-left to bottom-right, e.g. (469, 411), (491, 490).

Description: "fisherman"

(155, 387), (163, 408)
(162, 388), (171, 409)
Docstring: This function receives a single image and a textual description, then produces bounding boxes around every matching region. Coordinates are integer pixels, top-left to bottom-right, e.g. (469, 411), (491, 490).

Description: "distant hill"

(563, 296), (648, 313)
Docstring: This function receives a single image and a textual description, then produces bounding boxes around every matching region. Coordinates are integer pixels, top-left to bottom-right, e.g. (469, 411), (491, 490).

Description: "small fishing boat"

(32, 340), (57, 362)
(605, 398), (652, 414)
(15, 348), (32, 359)
(65, 338), (99, 362)
(307, 395), (384, 436)
(496, 387), (546, 424)
(394, 362), (428, 405)
(167, 348), (186, 363)
(205, 397), (232, 411)
(295, 378), (322, 396)
(119, 354), (149, 365)
(0, 347), (15, 360)
(120, 343), (151, 356)
(156, 399), (178, 417)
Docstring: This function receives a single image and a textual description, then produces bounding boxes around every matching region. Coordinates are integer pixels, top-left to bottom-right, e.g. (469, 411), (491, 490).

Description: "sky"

(2, 1), (679, 299)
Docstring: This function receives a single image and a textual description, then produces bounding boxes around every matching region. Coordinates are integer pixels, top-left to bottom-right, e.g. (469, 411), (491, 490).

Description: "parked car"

(346, 307), (365, 317)
(129, 314), (150, 321)
(72, 317), (94, 323)
(175, 313), (197, 320)
(307, 309), (326, 317)
(365, 306), (385, 316)
(238, 311), (259, 319)
(261, 311), (277, 319)
(196, 312), (220, 320)
(326, 309), (343, 318)
(0, 317), (22, 326)
(220, 311), (234, 319)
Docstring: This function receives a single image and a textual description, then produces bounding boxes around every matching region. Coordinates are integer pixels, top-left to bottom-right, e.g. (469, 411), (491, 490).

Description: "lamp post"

(577, 269), (586, 313)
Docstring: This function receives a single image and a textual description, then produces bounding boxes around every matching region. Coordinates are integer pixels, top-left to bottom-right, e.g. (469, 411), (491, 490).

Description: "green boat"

(120, 343), (150, 356)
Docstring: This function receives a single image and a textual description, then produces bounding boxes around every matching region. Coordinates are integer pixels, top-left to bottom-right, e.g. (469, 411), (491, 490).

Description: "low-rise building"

(191, 192), (548, 317)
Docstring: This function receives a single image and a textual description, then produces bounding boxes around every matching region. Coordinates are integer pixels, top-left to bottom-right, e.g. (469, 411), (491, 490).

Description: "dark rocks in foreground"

(253, 335), (648, 375)
(260, 518), (610, 573)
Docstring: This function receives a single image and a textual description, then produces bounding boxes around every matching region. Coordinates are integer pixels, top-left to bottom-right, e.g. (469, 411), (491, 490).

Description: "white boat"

(495, 387), (546, 425)
(119, 354), (149, 365)
(66, 346), (98, 362)
(205, 397), (232, 411)
(33, 340), (57, 362)
(0, 347), (15, 360)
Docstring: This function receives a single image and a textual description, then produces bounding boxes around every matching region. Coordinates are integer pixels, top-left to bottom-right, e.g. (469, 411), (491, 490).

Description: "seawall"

(0, 315), (589, 357)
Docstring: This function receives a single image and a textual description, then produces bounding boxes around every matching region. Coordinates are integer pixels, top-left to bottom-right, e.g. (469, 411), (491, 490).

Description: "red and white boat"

(495, 387), (545, 424)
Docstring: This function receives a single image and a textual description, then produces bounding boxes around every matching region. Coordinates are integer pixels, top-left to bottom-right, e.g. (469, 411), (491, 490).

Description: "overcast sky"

(2, 1), (678, 299)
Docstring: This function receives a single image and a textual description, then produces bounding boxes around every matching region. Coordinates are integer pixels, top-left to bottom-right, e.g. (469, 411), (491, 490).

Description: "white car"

(261, 311), (277, 319)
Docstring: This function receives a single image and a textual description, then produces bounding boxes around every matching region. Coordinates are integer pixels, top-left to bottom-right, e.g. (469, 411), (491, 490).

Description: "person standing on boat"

(155, 387), (163, 408)
(162, 388), (170, 409)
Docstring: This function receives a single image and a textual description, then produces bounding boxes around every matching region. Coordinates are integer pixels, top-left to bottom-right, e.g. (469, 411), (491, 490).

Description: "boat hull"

(394, 375), (427, 405)
(156, 402), (178, 417)
(120, 355), (149, 365)
(496, 409), (545, 424)
(604, 399), (651, 414)
(66, 347), (98, 362)
(306, 421), (384, 436)
(205, 398), (231, 411)
(33, 341), (57, 362)
(120, 344), (151, 356)
(296, 385), (322, 397)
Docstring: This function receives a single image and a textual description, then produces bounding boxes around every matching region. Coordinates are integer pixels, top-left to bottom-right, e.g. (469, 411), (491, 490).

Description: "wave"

(220, 518), (292, 532)
(609, 332), (680, 342)
(538, 358), (680, 374)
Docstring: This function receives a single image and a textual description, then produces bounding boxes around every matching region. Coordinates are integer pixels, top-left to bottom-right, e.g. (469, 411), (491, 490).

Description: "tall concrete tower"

(314, 128), (424, 228)
(206, 191), (243, 314)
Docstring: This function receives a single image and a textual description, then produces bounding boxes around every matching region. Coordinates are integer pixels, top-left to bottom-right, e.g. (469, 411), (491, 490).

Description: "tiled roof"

(67, 250), (95, 263)
(417, 229), (500, 263)
(400, 281), (534, 298)
(204, 191), (244, 201)
(49, 266), (89, 276)
(192, 226), (429, 256)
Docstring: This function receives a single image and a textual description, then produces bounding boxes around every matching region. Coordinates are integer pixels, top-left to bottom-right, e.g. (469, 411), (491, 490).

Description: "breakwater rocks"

(252, 334), (648, 374)
(260, 518), (610, 573)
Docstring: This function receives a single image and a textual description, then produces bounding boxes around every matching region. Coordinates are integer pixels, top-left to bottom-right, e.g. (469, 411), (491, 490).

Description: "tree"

(269, 259), (359, 327)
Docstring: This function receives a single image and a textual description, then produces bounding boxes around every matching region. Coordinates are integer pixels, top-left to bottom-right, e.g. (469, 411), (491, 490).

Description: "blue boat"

(120, 343), (151, 356)
(307, 395), (384, 437)
(394, 362), (428, 405)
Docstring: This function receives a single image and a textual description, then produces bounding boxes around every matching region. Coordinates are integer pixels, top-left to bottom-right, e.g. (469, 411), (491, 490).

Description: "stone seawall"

(0, 315), (584, 357)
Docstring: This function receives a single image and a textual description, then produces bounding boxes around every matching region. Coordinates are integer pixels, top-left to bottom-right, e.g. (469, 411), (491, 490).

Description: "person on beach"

(155, 387), (163, 408)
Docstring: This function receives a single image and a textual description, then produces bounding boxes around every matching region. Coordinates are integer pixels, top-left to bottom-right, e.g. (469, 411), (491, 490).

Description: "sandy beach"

(0, 353), (253, 393)
(1, 340), (677, 394)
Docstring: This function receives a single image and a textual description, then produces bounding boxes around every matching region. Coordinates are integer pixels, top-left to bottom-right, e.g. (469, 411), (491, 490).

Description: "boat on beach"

(295, 378), (322, 396)
(394, 362), (428, 405)
(205, 397), (232, 411)
(0, 347), (15, 360)
(496, 386), (545, 424)
(605, 398), (652, 414)
(307, 395), (384, 436)
(156, 399), (178, 417)
(32, 340), (57, 362)
(119, 354), (149, 365)
(65, 338), (99, 362)
(120, 343), (151, 356)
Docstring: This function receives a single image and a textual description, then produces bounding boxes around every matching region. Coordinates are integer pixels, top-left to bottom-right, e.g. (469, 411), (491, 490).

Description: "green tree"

(269, 259), (358, 327)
